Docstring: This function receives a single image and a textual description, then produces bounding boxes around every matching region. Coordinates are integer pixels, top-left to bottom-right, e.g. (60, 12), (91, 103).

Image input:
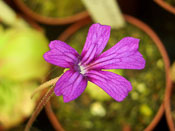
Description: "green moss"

(50, 23), (165, 131)
(22, 0), (85, 18)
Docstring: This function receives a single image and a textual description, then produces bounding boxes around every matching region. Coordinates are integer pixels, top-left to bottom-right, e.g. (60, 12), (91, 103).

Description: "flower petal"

(89, 37), (145, 70)
(86, 70), (132, 102)
(81, 23), (111, 65)
(44, 40), (80, 68)
(54, 70), (87, 103)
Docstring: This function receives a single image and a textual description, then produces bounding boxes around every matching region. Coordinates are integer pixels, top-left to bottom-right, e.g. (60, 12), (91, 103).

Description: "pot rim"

(154, 0), (175, 15)
(165, 69), (175, 131)
(45, 15), (172, 131)
(165, 82), (175, 131)
(14, 0), (89, 25)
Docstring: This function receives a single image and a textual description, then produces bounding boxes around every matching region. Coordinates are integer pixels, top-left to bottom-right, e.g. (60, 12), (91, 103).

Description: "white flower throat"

(78, 63), (86, 75)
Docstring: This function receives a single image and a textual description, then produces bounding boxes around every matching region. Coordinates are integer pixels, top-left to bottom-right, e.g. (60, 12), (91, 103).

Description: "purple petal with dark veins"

(54, 70), (87, 103)
(81, 23), (111, 65)
(44, 40), (80, 68)
(86, 70), (132, 102)
(89, 37), (146, 70)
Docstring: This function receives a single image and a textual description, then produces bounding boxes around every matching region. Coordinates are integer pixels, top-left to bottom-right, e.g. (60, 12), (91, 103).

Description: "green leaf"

(0, 28), (50, 81)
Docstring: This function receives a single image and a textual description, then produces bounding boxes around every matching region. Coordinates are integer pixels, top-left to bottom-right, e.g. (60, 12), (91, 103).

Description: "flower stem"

(31, 77), (60, 98)
(24, 76), (61, 131)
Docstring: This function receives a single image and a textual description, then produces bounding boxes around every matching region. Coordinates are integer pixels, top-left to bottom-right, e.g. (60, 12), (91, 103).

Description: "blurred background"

(0, 0), (175, 131)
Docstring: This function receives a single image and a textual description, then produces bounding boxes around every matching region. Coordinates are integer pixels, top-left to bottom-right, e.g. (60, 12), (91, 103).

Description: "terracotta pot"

(13, 0), (89, 25)
(45, 15), (171, 131)
(165, 82), (175, 131)
(154, 0), (175, 15)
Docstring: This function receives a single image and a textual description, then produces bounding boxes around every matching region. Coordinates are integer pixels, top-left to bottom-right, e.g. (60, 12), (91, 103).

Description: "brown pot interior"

(154, 0), (175, 15)
(13, 0), (89, 25)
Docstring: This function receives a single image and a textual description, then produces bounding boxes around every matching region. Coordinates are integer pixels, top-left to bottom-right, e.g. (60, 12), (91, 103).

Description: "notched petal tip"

(63, 95), (78, 103)
(117, 95), (129, 102)
(48, 40), (62, 49)
(89, 23), (111, 38)
(122, 36), (140, 41)
(116, 82), (132, 102)
(134, 51), (146, 70)
(91, 23), (111, 30)
(117, 85), (132, 102)
(63, 97), (70, 103)
(94, 24), (111, 37)
(43, 51), (51, 62)
(139, 57), (146, 70)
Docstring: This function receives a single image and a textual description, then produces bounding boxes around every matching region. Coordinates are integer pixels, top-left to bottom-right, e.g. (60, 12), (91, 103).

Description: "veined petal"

(86, 70), (132, 102)
(54, 70), (87, 103)
(44, 40), (80, 68)
(81, 23), (111, 65)
(89, 37), (146, 70)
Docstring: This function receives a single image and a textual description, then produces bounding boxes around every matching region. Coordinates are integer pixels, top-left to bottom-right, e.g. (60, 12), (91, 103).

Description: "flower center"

(78, 63), (86, 75)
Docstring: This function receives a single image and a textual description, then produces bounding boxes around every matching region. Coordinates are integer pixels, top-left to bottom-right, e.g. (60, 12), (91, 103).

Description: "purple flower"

(44, 24), (145, 103)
